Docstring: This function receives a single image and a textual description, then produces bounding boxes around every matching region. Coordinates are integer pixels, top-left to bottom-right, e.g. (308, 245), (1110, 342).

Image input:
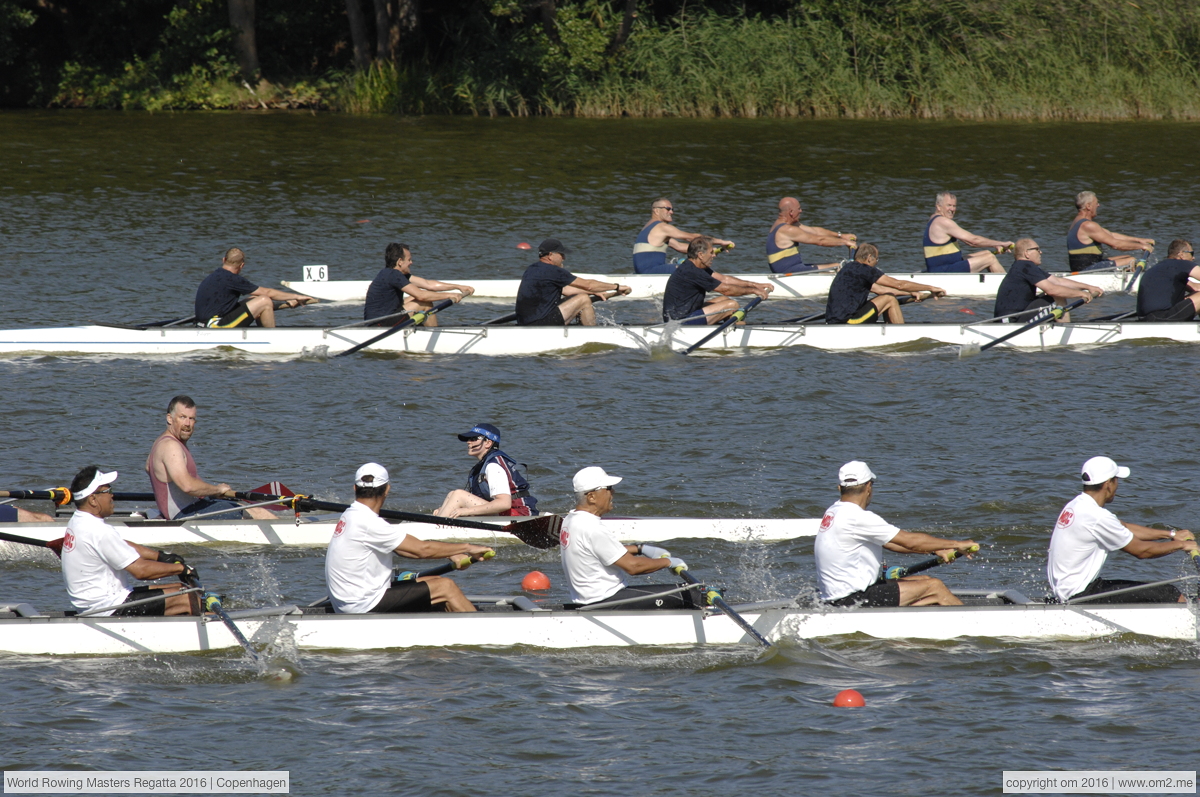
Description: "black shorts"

(846, 300), (881, 325)
(521, 308), (566, 327)
(368, 580), (435, 613)
(1068, 577), (1181, 604)
(1140, 298), (1197, 322)
(1007, 296), (1055, 323)
(825, 580), (901, 608)
(586, 584), (702, 611)
(111, 585), (169, 617)
(1068, 254), (1108, 272)
(205, 302), (254, 329)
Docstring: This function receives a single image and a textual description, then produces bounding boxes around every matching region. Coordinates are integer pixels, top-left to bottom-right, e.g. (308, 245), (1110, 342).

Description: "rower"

(0, 504), (53, 523)
(766, 197), (856, 274)
(824, 243), (945, 324)
(559, 466), (696, 609)
(363, 242), (474, 326)
(434, 423), (538, 519)
(1047, 457), (1198, 604)
(993, 238), (1101, 322)
(61, 466), (199, 617)
(1067, 191), (1154, 272)
(923, 192), (1011, 273)
(662, 236), (773, 324)
(1136, 240), (1200, 321)
(194, 247), (316, 328)
(145, 395), (275, 521)
(325, 463), (493, 614)
(633, 198), (733, 274)
(815, 461), (976, 607)
(515, 238), (631, 326)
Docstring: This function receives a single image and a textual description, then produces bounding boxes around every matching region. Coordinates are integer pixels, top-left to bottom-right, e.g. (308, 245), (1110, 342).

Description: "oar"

(673, 566), (772, 649)
(0, 489), (155, 504)
(884, 544), (979, 580)
(776, 295), (915, 325)
(682, 296), (764, 355)
(135, 314), (197, 330)
(335, 298), (455, 357)
(960, 298), (1086, 356)
(1191, 550), (1200, 576)
(0, 529), (64, 557)
(483, 293), (608, 327)
(396, 550), (495, 581)
(181, 570), (261, 665)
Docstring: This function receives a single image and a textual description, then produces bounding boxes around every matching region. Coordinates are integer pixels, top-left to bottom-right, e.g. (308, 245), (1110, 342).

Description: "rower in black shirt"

(1136, 239), (1200, 321)
(194, 248), (315, 328)
(662, 236), (772, 324)
(825, 244), (945, 324)
(994, 238), (1101, 322)
(363, 243), (474, 326)
(515, 239), (631, 326)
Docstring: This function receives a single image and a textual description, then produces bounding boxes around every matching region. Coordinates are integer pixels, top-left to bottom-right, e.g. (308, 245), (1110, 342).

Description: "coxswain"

(61, 465), (199, 616)
(145, 395), (275, 521)
(923, 192), (1011, 273)
(559, 466), (696, 609)
(662, 236), (773, 324)
(194, 247), (316, 328)
(515, 239), (631, 326)
(325, 463), (493, 614)
(824, 243), (945, 324)
(434, 423), (538, 519)
(815, 461), (976, 607)
(1067, 191), (1154, 272)
(1136, 240), (1200, 321)
(766, 197), (856, 274)
(1047, 457), (1197, 603)
(633, 198), (733, 274)
(993, 238), (1102, 322)
(363, 242), (474, 326)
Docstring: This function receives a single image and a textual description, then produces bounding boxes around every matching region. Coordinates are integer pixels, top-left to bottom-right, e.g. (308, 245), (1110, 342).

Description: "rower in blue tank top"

(922, 192), (1011, 273)
(633, 198), (733, 274)
(766, 197), (856, 274)
(1066, 191), (1154, 272)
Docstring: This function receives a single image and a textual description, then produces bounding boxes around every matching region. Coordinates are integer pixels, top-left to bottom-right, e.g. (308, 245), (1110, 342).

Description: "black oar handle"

(336, 298), (455, 357)
(396, 550), (494, 581)
(0, 489), (155, 505)
(978, 298), (1085, 352)
(683, 296), (764, 355)
(885, 544), (979, 580)
(676, 567), (773, 649)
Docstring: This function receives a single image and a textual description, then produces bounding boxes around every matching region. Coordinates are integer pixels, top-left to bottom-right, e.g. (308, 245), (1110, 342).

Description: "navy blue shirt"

(825, 261), (885, 323)
(364, 268), (412, 321)
(994, 260), (1051, 317)
(516, 262), (578, 325)
(194, 267), (258, 320)
(1137, 259), (1198, 316)
(662, 261), (722, 321)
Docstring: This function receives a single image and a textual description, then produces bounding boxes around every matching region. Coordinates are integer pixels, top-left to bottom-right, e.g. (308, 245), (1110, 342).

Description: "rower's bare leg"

(1110, 255), (1139, 269)
(247, 295), (277, 327)
(812, 261), (844, 271)
(1188, 293), (1200, 315)
(153, 584), (201, 616)
(419, 575), (477, 612)
(559, 294), (598, 326)
(16, 507), (54, 522)
(703, 298), (739, 324)
(244, 507), (277, 520)
(966, 251), (1005, 274)
(434, 490), (491, 518)
(404, 298), (438, 327)
(898, 575), (963, 606)
(871, 294), (904, 324)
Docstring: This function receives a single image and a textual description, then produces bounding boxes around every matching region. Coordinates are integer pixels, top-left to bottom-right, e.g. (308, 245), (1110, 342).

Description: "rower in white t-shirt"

(1047, 456), (1197, 603)
(814, 461), (976, 607)
(61, 466), (198, 617)
(559, 466), (696, 609)
(325, 463), (494, 614)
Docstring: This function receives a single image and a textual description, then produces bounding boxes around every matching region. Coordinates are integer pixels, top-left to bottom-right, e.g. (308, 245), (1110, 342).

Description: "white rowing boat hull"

(0, 319), (1194, 356)
(0, 515), (817, 549)
(0, 599), (1193, 656)
(283, 270), (1138, 302)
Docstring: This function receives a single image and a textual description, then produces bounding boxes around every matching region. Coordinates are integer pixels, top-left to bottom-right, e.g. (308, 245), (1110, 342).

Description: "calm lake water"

(1, 112), (1199, 796)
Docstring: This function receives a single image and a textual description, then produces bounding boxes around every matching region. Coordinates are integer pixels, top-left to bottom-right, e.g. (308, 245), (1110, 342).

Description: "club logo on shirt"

(333, 519), (346, 537)
(559, 530), (569, 548)
(62, 531), (75, 552)
(819, 512), (834, 531)
(1057, 509), (1073, 528)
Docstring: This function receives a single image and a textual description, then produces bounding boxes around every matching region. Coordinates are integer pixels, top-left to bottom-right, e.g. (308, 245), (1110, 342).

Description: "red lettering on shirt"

(1057, 509), (1073, 528)
(559, 530), (569, 547)
(819, 512), (834, 531)
(62, 531), (75, 551)
(333, 519), (346, 537)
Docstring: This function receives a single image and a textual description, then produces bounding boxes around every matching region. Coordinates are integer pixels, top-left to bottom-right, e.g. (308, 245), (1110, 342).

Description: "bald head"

(223, 247), (245, 267)
(1014, 238), (1038, 257)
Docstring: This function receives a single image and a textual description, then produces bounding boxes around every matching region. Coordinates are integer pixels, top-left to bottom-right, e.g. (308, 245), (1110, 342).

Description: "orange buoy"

(521, 571), (550, 591)
(833, 689), (865, 708)
(516, 242), (532, 250)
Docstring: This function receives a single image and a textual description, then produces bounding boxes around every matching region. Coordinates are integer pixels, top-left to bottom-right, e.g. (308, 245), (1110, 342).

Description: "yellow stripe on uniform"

(922, 242), (960, 259)
(1068, 244), (1103, 255)
(767, 246), (800, 264)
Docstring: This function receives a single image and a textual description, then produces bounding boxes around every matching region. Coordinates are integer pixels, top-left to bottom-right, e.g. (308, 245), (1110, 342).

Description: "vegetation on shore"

(3, 0), (1199, 120)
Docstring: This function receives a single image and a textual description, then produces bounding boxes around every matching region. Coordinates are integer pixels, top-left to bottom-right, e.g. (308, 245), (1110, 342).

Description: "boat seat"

(0, 603), (48, 618)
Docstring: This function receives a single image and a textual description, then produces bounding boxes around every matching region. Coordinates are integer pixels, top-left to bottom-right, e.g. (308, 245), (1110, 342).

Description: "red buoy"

(833, 689), (865, 707)
(521, 571), (550, 591)
(516, 242), (532, 250)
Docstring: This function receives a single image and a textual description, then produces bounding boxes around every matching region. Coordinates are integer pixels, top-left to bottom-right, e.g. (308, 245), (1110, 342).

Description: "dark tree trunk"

(371, 0), (391, 60)
(227, 0), (260, 80)
(388, 0), (419, 58)
(539, 0), (561, 46)
(606, 0), (638, 55)
(345, 0), (372, 69)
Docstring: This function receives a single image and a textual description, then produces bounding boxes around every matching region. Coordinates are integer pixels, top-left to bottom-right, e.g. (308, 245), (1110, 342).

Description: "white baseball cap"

(838, 460), (877, 487)
(573, 466), (622, 493)
(76, 469), (118, 500)
(1081, 456), (1130, 485)
(355, 462), (390, 488)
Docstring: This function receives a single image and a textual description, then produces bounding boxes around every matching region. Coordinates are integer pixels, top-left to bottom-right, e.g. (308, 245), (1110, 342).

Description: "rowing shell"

(0, 589), (1192, 655)
(283, 270), (1138, 302)
(0, 515), (817, 551)
(0, 319), (1195, 356)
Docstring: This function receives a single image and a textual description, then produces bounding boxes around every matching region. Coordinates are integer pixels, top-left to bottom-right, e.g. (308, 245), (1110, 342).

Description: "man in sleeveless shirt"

(145, 395), (275, 521)
(923, 192), (1011, 273)
(633, 199), (733, 274)
(1136, 240), (1200, 321)
(1066, 191), (1154, 272)
(766, 197), (857, 274)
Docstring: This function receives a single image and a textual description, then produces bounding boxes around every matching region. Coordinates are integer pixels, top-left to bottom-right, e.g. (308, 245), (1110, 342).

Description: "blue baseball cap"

(458, 423), (500, 444)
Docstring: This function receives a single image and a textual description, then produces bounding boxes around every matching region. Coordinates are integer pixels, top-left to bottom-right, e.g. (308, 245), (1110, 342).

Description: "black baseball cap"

(538, 238), (571, 256)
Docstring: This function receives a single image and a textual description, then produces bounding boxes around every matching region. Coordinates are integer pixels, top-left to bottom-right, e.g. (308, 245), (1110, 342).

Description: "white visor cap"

(573, 466), (622, 494)
(76, 469), (118, 500)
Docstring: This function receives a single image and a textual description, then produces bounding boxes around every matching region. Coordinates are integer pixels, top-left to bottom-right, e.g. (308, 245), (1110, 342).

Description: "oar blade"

(502, 515), (562, 549)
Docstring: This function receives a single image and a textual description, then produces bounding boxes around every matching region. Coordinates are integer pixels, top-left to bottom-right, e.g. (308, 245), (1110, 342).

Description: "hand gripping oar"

(181, 570), (261, 665)
(674, 566), (773, 649)
(884, 544), (979, 580)
(396, 550), (495, 581)
(681, 296), (764, 355)
(0, 529), (64, 557)
(335, 298), (455, 357)
(961, 298), (1086, 356)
